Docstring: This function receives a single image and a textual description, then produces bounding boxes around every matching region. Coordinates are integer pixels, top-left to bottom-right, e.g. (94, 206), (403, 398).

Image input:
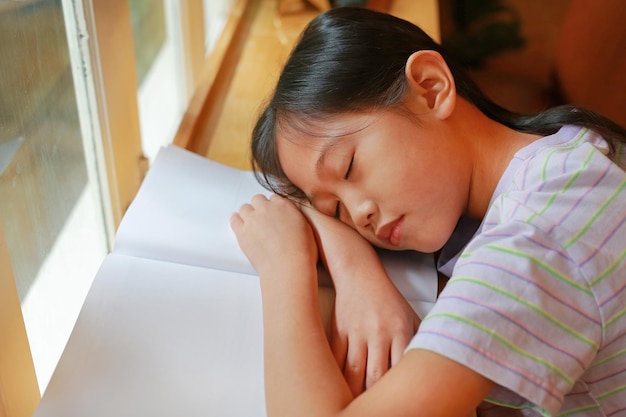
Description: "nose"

(344, 192), (376, 229)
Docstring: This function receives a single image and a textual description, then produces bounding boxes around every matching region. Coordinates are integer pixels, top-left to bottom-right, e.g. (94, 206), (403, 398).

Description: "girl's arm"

(300, 205), (420, 394)
(231, 195), (494, 417)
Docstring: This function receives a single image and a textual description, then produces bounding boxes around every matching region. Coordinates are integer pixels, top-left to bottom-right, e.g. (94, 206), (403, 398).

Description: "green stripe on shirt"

(590, 247), (626, 286)
(449, 276), (598, 349)
(464, 245), (592, 295)
(564, 178), (626, 248)
(540, 128), (590, 181)
(425, 311), (575, 385)
(528, 147), (594, 225)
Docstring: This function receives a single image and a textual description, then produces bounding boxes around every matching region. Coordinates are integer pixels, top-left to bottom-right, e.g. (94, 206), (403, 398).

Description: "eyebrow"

(311, 120), (370, 174)
(314, 140), (339, 174)
(314, 131), (356, 175)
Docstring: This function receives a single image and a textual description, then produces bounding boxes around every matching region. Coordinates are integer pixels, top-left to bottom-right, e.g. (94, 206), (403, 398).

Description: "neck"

(454, 100), (540, 219)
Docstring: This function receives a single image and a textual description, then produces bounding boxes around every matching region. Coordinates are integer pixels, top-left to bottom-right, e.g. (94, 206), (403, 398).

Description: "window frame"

(0, 222), (39, 417)
(1, 0), (220, 411)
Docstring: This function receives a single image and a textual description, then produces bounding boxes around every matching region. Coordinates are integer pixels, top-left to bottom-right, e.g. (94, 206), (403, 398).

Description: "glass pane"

(203, 0), (235, 54)
(131, 0), (167, 84)
(0, 0), (109, 393)
(130, 0), (186, 162)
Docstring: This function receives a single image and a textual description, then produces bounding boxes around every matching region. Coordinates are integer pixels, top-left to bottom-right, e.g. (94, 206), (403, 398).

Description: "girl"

(230, 7), (626, 417)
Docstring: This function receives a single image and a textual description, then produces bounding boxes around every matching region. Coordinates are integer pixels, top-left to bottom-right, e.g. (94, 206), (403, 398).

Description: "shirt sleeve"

(406, 215), (603, 415)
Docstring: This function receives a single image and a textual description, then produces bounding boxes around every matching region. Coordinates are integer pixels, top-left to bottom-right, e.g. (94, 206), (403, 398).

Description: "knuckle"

(345, 362), (363, 377)
(367, 367), (384, 384)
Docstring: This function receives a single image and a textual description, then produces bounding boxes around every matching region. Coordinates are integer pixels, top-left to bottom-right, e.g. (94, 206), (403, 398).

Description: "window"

(0, 0), (234, 398)
(130, 0), (234, 163)
(204, 0), (236, 53)
(0, 0), (110, 393)
(131, 0), (187, 162)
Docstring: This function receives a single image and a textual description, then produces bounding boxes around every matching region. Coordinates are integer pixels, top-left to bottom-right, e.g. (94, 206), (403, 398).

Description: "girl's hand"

(331, 268), (420, 396)
(230, 194), (318, 279)
(301, 206), (420, 395)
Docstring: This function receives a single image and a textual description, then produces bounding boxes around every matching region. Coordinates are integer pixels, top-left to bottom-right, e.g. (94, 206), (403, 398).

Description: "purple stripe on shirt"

(598, 278), (626, 308)
(480, 231), (573, 264)
(607, 405), (626, 417)
(585, 364), (626, 385)
(455, 259), (600, 324)
(439, 293), (588, 368)
(579, 211), (626, 267)
(417, 329), (564, 403)
(543, 159), (610, 236)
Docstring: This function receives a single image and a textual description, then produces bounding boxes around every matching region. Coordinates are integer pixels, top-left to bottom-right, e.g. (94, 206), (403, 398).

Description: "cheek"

(388, 158), (436, 198)
(402, 214), (459, 253)
(391, 172), (465, 251)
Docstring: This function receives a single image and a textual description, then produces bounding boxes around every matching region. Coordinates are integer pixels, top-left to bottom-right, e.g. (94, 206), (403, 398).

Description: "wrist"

(329, 257), (389, 293)
(259, 258), (319, 293)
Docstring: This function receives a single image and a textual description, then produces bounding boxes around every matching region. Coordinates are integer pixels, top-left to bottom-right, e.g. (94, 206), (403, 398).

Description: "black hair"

(251, 7), (626, 198)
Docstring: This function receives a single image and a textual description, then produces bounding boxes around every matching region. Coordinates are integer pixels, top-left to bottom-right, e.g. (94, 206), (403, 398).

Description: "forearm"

(261, 266), (493, 417)
(260, 263), (353, 417)
(234, 199), (490, 417)
(301, 205), (420, 393)
(302, 205), (388, 290)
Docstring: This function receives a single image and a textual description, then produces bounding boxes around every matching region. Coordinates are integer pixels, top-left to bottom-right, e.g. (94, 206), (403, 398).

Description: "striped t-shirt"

(407, 126), (626, 416)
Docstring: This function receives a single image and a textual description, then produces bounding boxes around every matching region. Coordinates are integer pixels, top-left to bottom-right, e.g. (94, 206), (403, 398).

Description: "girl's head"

(250, 6), (626, 251)
(252, 7), (486, 200)
(250, 7), (486, 251)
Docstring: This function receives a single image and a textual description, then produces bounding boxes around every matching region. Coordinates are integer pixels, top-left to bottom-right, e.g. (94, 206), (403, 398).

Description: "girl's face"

(276, 109), (472, 252)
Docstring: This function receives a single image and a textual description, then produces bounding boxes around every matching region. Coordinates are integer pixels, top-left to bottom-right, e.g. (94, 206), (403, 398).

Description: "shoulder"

(489, 126), (626, 260)
(510, 126), (623, 194)
(410, 126), (626, 414)
(411, 220), (605, 414)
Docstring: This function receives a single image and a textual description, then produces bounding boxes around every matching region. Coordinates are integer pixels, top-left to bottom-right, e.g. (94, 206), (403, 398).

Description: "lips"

(376, 216), (404, 246)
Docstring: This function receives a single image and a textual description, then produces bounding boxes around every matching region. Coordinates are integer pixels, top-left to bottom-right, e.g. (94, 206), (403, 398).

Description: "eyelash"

(335, 155), (354, 219)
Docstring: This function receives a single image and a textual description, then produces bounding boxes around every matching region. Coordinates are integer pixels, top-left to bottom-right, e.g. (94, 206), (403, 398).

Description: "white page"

(36, 255), (430, 417)
(115, 145), (266, 275)
(378, 249), (437, 315)
(116, 145), (438, 303)
(36, 253), (267, 417)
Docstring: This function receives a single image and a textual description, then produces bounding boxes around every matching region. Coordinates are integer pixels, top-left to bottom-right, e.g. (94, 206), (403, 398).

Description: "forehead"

(275, 111), (379, 154)
(275, 128), (337, 195)
(275, 115), (366, 194)
(278, 112), (375, 140)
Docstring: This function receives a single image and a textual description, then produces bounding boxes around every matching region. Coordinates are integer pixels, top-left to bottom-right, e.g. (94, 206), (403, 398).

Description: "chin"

(370, 235), (442, 253)
(403, 238), (445, 254)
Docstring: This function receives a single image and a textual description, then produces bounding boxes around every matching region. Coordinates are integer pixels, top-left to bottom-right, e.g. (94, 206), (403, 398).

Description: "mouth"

(376, 216), (404, 246)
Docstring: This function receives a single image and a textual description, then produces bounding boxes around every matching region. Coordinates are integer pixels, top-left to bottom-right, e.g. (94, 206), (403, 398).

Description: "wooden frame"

(85, 0), (147, 227)
(0, 223), (39, 417)
(179, 0), (207, 103)
(173, 0), (254, 155)
(1, 1), (223, 412)
(173, 0), (440, 169)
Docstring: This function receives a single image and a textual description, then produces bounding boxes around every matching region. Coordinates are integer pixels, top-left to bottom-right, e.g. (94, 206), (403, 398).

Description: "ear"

(404, 50), (456, 120)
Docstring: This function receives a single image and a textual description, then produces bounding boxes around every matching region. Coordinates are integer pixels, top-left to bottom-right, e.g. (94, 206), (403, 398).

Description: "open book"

(35, 145), (437, 417)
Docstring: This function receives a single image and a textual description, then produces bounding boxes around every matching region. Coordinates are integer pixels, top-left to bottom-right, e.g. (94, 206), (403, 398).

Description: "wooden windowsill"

(174, 0), (440, 170)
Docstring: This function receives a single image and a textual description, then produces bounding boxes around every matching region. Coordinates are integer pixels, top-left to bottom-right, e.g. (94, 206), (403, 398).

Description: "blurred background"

(1, 0), (624, 410)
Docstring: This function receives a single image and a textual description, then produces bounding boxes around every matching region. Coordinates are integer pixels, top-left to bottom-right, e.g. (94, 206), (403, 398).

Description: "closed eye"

(334, 155), (354, 219)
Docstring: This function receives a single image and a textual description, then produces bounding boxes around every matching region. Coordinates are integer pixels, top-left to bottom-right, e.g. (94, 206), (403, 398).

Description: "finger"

(365, 341), (390, 390)
(390, 334), (411, 368)
(237, 202), (254, 214)
(329, 312), (348, 371)
(229, 212), (243, 230)
(230, 203), (254, 228)
(343, 340), (367, 396)
(251, 193), (269, 205)
(390, 315), (420, 367)
(414, 315), (422, 333)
